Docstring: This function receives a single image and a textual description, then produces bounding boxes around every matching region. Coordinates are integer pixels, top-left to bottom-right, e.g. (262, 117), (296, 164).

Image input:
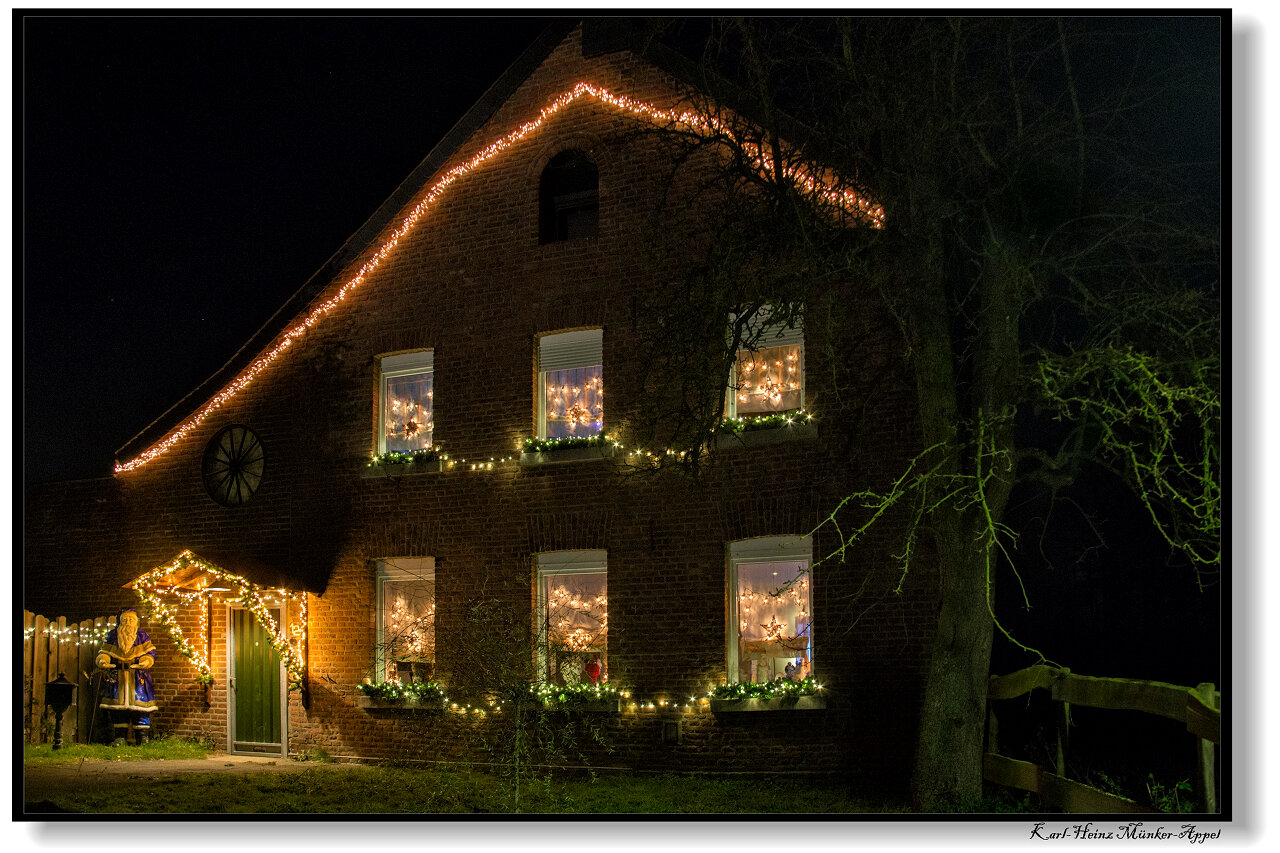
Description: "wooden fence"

(985, 665), (1221, 813)
(23, 611), (113, 746)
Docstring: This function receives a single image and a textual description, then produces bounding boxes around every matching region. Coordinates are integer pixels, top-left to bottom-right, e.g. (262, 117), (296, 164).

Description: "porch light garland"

(115, 82), (880, 475)
(132, 550), (308, 690)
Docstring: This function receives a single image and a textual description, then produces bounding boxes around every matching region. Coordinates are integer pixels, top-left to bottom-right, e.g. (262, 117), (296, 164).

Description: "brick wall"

(24, 26), (935, 786)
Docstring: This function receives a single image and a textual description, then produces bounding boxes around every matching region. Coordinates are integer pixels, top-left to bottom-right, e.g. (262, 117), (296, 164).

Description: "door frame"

(226, 603), (289, 757)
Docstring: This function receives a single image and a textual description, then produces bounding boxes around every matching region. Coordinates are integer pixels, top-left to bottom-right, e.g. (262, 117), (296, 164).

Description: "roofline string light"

(115, 82), (883, 474)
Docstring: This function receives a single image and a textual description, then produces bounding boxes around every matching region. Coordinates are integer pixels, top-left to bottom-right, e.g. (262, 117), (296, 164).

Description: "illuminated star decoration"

(566, 402), (590, 427)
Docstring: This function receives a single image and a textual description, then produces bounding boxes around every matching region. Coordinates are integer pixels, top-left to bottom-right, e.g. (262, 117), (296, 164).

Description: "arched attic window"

(539, 150), (599, 243)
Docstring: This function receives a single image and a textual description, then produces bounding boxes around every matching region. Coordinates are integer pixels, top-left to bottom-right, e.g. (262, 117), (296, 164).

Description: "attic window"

(539, 150), (599, 243)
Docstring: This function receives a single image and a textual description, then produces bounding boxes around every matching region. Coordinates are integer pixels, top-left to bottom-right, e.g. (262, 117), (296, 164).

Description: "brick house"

(24, 21), (935, 786)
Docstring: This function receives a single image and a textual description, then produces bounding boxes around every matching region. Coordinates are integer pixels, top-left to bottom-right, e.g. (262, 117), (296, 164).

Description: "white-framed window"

(727, 306), (804, 418)
(379, 350), (434, 454)
(537, 329), (603, 440)
(375, 557), (435, 683)
(535, 550), (608, 686)
(727, 536), (813, 684)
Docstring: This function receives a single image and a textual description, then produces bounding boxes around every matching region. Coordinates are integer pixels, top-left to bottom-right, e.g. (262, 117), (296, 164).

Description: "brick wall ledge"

(359, 458), (446, 478)
(519, 445), (619, 466)
(714, 422), (819, 450)
(540, 697), (622, 713)
(709, 695), (827, 713)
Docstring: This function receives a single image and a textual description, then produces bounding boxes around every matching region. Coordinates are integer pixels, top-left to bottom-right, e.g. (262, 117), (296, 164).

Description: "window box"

(533, 681), (620, 713)
(357, 695), (446, 712)
(714, 420), (819, 450)
(520, 443), (619, 466)
(709, 677), (826, 713)
(709, 694), (827, 713)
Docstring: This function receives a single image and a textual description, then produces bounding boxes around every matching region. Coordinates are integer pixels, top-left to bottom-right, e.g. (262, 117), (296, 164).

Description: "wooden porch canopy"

(124, 559), (235, 593)
(124, 550), (308, 698)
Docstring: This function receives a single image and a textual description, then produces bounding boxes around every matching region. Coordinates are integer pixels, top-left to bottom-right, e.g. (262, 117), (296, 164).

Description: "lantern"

(44, 673), (77, 750)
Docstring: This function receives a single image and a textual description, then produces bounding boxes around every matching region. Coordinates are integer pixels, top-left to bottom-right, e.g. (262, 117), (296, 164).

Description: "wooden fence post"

(1193, 682), (1218, 813)
(1055, 668), (1071, 777)
(76, 618), (96, 744)
(54, 615), (77, 744)
(23, 611), (36, 742)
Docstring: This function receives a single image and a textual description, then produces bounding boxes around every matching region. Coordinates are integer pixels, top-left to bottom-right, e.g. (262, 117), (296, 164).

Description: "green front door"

(230, 607), (283, 755)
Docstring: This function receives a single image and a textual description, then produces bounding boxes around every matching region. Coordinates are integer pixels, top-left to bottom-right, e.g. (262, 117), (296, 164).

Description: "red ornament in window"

(584, 655), (602, 685)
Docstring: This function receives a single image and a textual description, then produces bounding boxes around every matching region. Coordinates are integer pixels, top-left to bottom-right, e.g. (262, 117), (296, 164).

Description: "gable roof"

(113, 19), (882, 472)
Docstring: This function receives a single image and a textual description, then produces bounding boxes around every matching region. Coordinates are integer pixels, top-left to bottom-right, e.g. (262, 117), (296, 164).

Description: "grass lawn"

(35, 767), (913, 815)
(24, 742), (913, 814)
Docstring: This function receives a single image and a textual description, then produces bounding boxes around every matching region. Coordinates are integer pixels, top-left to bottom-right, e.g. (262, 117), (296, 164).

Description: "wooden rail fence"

(23, 611), (113, 746)
(985, 665), (1221, 813)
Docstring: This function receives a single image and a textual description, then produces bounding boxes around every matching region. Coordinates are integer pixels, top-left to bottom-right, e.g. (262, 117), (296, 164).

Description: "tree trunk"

(911, 520), (997, 810)
(909, 233), (1022, 810)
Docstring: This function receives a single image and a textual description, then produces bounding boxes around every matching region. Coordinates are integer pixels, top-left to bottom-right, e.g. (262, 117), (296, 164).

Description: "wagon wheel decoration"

(202, 425), (265, 506)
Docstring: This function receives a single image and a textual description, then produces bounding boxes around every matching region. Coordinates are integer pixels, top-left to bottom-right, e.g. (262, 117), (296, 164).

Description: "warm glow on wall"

(115, 82), (882, 474)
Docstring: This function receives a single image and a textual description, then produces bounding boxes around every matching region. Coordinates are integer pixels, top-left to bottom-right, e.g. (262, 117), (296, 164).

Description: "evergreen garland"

(710, 676), (821, 700)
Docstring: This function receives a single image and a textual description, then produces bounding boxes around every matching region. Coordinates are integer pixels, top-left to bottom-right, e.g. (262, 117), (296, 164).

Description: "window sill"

(520, 445), (618, 466)
(709, 695), (827, 713)
(714, 422), (818, 450)
(357, 696), (446, 712)
(360, 458), (445, 479)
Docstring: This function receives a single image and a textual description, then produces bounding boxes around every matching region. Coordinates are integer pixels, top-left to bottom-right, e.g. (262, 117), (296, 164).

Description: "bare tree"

(620, 16), (1220, 809)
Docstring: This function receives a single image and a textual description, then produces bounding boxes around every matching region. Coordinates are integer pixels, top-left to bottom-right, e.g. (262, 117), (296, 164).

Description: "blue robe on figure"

(94, 609), (158, 734)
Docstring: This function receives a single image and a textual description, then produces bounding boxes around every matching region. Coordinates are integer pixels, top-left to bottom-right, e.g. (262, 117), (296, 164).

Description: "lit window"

(375, 558), (435, 684)
(727, 536), (813, 684)
(728, 307), (804, 418)
(379, 350), (433, 454)
(536, 551), (608, 687)
(538, 329), (603, 440)
(539, 149), (599, 243)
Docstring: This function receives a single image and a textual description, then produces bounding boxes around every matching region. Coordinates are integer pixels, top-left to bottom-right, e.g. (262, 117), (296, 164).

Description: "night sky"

(22, 14), (557, 482)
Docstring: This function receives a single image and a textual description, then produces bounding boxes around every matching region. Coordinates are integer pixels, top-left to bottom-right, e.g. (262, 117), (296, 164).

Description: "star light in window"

(762, 615), (787, 643)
